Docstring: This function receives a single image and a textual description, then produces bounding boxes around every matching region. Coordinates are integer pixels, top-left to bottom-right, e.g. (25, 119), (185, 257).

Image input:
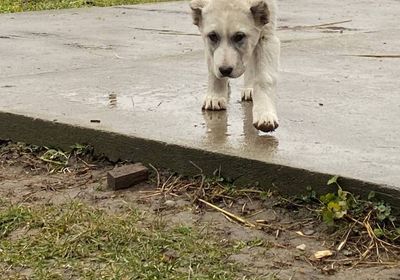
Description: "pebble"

(164, 200), (176, 208)
(296, 244), (306, 251)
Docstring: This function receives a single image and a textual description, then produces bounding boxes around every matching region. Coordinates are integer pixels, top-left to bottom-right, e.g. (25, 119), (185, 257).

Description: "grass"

(0, 201), (238, 279)
(0, 0), (177, 14)
(2, 140), (400, 275)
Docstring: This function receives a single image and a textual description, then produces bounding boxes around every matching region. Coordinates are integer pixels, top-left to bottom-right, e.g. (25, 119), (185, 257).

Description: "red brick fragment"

(107, 163), (149, 190)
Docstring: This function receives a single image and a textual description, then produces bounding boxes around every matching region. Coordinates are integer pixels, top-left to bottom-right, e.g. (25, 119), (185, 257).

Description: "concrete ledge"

(2, 111), (399, 206)
(1, 2), (399, 206)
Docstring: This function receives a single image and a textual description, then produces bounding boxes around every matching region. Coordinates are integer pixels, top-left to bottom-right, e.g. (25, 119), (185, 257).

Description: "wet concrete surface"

(0, 1), (399, 193)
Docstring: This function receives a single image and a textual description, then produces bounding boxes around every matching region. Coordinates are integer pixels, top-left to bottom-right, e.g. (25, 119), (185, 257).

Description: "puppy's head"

(190, 0), (270, 79)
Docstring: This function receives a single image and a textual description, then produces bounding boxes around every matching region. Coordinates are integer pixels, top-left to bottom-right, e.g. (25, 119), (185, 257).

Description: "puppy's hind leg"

(251, 35), (280, 132)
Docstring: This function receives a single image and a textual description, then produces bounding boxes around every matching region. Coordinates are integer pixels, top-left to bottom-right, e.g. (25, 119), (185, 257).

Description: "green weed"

(0, 0), (177, 13)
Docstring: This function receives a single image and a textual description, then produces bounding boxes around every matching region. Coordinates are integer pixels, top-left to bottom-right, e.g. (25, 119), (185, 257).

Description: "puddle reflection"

(241, 102), (279, 153)
(202, 110), (228, 145)
(202, 103), (279, 155)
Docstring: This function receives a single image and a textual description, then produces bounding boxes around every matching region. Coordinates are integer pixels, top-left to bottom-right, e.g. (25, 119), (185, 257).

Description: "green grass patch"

(0, 205), (33, 238)
(0, 202), (238, 279)
(0, 0), (177, 14)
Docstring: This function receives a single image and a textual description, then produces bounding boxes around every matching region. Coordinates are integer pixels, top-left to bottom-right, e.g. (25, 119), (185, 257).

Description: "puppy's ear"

(250, 0), (270, 26)
(190, 0), (208, 26)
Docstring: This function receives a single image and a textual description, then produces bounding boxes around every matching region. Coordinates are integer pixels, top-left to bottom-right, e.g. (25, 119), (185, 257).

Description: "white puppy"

(190, 0), (280, 132)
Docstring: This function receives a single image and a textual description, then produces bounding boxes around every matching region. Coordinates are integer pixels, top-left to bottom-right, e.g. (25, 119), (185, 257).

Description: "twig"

(356, 261), (400, 266)
(337, 222), (356, 251)
(344, 54), (400, 58)
(324, 258), (358, 262)
(165, 176), (182, 193)
(198, 199), (255, 227)
(222, 213), (237, 224)
(160, 174), (174, 192)
(246, 209), (266, 218)
(148, 164), (160, 188)
(308, 19), (352, 28)
(189, 161), (203, 174)
(236, 189), (265, 194)
(78, 158), (97, 168)
(279, 19), (352, 30)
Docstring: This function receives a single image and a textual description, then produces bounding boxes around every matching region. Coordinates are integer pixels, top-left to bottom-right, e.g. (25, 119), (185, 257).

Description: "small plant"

(318, 177), (399, 233)
(1, 141), (100, 173)
(313, 176), (400, 262)
(300, 186), (318, 203)
(70, 143), (93, 157)
(39, 147), (69, 166)
(319, 176), (356, 225)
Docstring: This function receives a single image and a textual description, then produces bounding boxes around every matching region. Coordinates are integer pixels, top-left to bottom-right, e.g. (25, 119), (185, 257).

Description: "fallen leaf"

(314, 250), (333, 259)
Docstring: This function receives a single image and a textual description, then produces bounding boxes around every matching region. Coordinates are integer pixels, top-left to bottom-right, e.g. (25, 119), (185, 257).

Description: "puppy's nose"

(219, 66), (233, 77)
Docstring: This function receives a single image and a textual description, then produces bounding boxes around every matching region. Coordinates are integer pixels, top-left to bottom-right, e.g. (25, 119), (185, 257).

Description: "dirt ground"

(1, 145), (400, 279)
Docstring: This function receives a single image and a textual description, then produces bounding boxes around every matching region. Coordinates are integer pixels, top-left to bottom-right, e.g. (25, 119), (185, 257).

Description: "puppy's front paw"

(241, 88), (253, 101)
(202, 96), (227, 110)
(253, 109), (279, 132)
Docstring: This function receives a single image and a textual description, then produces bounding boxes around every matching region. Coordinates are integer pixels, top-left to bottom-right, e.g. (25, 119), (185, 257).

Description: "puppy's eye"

(232, 32), (246, 43)
(207, 32), (219, 43)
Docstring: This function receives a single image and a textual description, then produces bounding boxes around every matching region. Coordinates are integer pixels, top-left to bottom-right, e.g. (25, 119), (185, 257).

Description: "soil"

(1, 155), (400, 280)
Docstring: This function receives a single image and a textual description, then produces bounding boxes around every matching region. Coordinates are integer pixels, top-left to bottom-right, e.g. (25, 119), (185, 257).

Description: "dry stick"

(181, 182), (195, 191)
(357, 261), (400, 266)
(364, 220), (383, 260)
(198, 199), (255, 227)
(139, 193), (162, 199)
(346, 54), (400, 58)
(363, 213), (400, 251)
(222, 213), (237, 224)
(78, 158), (96, 168)
(309, 19), (352, 27)
(361, 242), (375, 259)
(279, 19), (352, 30)
(303, 256), (316, 268)
(237, 189), (264, 194)
(246, 209), (266, 218)
(199, 176), (206, 197)
(214, 194), (235, 200)
(346, 212), (400, 260)
(148, 164), (160, 188)
(241, 203), (247, 214)
(337, 222), (356, 251)
(160, 174), (174, 192)
(189, 160), (203, 174)
(165, 176), (182, 193)
(324, 258), (358, 263)
(361, 212), (376, 258)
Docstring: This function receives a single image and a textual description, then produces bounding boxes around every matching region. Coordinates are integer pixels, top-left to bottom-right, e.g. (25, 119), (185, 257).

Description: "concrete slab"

(1, 1), (399, 201)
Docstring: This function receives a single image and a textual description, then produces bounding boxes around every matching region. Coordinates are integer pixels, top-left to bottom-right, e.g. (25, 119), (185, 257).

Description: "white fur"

(191, 0), (280, 132)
